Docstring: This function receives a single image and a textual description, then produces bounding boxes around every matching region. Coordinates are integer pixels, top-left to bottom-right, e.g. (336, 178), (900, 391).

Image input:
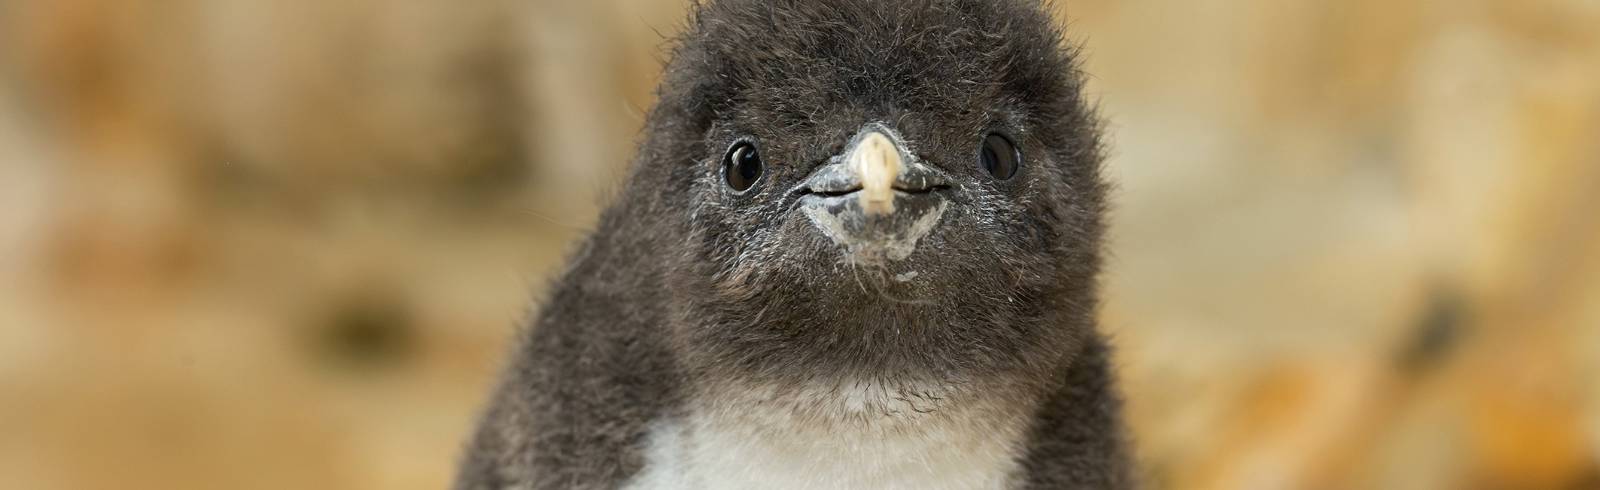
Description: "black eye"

(723, 142), (764, 192)
(978, 133), (1020, 180)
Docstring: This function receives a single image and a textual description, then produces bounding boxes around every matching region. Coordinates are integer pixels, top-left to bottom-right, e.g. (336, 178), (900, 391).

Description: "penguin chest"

(623, 392), (1030, 490)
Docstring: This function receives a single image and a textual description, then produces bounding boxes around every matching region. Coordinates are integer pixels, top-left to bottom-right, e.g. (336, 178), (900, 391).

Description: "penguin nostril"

(801, 186), (862, 198)
(893, 183), (951, 195)
(891, 169), (953, 195)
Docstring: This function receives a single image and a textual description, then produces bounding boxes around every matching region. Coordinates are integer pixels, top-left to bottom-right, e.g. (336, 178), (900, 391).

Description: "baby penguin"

(456, 0), (1132, 488)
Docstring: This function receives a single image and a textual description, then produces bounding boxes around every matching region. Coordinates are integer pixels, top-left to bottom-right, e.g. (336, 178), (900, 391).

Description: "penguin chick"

(456, 0), (1132, 488)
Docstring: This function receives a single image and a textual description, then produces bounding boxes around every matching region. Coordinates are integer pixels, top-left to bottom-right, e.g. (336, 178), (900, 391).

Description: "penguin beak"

(795, 124), (951, 263)
(849, 130), (903, 216)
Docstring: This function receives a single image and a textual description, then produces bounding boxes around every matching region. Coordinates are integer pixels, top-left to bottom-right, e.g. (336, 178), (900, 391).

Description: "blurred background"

(1, 0), (1597, 488)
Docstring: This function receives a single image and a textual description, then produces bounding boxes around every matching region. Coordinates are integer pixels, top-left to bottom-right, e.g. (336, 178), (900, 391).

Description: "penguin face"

(650, 0), (1106, 382)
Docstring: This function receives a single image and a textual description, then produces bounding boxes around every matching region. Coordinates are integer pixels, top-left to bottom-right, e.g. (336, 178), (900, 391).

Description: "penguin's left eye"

(723, 142), (764, 192)
(978, 133), (1021, 181)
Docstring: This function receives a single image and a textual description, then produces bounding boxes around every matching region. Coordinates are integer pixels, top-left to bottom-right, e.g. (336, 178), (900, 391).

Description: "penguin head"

(638, 0), (1107, 385)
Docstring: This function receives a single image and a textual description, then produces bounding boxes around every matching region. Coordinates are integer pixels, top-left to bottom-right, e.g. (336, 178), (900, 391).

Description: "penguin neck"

(687, 374), (1042, 435)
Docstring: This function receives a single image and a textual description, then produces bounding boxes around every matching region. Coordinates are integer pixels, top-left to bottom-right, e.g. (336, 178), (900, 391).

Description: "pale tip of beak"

(849, 131), (902, 216)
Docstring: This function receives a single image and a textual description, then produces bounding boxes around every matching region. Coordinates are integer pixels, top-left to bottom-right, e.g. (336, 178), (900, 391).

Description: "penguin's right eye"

(723, 141), (764, 192)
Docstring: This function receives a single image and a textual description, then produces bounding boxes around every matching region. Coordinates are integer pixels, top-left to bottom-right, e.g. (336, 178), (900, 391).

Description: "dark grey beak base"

(795, 125), (951, 264)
